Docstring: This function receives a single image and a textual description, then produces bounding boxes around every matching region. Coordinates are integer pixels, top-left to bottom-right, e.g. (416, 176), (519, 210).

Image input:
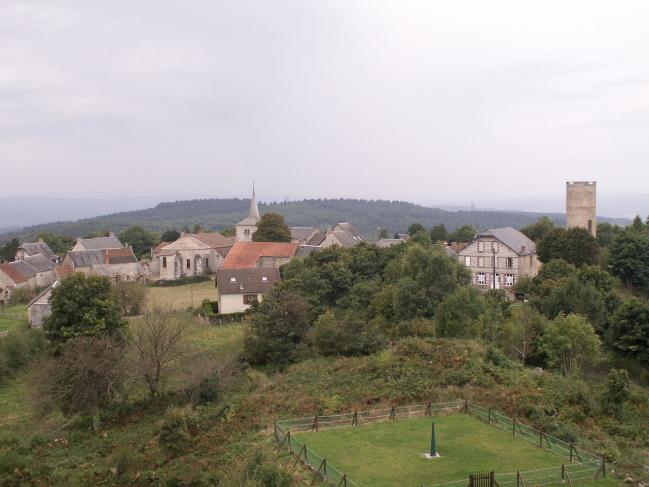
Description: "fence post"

(562, 464), (565, 481)
(490, 470), (496, 487)
(352, 409), (358, 427)
(488, 408), (492, 424)
(464, 399), (469, 413)
(273, 422), (278, 442)
(569, 443), (573, 462)
(288, 430), (292, 451)
(426, 403), (432, 416)
(602, 458), (606, 478)
(539, 430), (543, 449)
(516, 470), (520, 487)
(390, 406), (396, 421)
(513, 418), (516, 436)
(323, 458), (327, 479)
(312, 415), (319, 432)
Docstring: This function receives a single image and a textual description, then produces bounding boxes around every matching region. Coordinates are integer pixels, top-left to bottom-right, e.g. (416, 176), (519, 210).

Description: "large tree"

(609, 229), (649, 289)
(446, 225), (476, 243)
(429, 224), (448, 243)
(252, 213), (292, 242)
(36, 232), (76, 255)
(520, 216), (555, 242)
(537, 227), (599, 266)
(243, 288), (311, 365)
(44, 273), (125, 343)
(118, 225), (159, 257)
(541, 313), (601, 376)
(608, 298), (649, 365)
(0, 238), (19, 262)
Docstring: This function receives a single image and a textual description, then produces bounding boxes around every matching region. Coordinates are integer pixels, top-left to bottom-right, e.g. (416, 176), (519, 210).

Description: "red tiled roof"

(0, 263), (28, 283)
(106, 248), (138, 264)
(222, 242), (300, 269)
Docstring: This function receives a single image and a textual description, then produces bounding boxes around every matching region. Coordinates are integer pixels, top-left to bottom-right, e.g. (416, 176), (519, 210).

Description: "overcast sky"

(2, 1), (649, 208)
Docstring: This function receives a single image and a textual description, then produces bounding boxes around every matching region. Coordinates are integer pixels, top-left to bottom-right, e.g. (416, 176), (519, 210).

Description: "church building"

(235, 187), (261, 242)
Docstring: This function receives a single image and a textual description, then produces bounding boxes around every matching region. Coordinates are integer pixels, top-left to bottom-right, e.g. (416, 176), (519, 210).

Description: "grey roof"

(290, 226), (318, 243)
(66, 250), (108, 267)
(476, 227), (536, 256)
(77, 235), (123, 250)
(335, 222), (363, 240)
(237, 188), (261, 226)
(20, 255), (57, 274)
(295, 245), (321, 258)
(216, 267), (280, 295)
(306, 232), (326, 246)
(19, 241), (56, 260)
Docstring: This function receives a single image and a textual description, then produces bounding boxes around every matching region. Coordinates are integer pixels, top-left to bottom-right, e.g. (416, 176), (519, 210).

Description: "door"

(494, 274), (500, 289)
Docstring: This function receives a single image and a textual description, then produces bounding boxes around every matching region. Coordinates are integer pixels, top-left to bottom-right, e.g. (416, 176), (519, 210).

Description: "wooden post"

(390, 406), (396, 421)
(312, 415), (319, 432)
(539, 430), (543, 449)
(287, 430), (292, 451)
(562, 464), (565, 481)
(602, 458), (606, 478)
(323, 458), (327, 479)
(513, 418), (516, 436)
(569, 443), (573, 462)
(465, 399), (469, 413)
(425, 403), (432, 416)
(273, 422), (278, 442)
(490, 470), (496, 487)
(488, 408), (492, 424)
(516, 470), (520, 487)
(352, 409), (358, 427)
(338, 474), (347, 487)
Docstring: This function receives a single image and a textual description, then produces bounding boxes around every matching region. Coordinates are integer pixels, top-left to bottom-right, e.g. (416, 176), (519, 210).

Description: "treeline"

(0, 197), (628, 245)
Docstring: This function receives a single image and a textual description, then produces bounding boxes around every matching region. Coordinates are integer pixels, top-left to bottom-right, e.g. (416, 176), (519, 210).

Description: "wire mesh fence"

(274, 400), (605, 487)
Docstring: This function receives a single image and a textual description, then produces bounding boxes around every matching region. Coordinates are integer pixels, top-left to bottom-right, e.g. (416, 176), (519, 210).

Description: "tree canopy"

(252, 213), (292, 242)
(537, 227), (599, 266)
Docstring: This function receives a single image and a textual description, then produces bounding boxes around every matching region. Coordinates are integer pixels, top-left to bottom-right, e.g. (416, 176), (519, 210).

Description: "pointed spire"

(249, 181), (260, 221)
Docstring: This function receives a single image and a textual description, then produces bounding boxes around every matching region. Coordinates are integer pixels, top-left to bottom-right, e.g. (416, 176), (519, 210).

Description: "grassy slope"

(0, 305), (29, 333)
(295, 415), (599, 487)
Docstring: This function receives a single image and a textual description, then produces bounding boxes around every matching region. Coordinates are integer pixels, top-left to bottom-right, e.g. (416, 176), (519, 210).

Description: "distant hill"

(0, 198), (629, 243)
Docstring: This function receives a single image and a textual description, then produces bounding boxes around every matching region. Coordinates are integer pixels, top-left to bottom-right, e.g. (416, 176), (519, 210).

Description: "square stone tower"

(566, 181), (596, 237)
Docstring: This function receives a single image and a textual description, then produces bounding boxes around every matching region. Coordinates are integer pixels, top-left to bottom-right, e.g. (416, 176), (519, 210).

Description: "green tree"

(520, 216), (555, 242)
(408, 223), (426, 236)
(36, 232), (76, 255)
(435, 287), (485, 338)
(609, 229), (649, 289)
(243, 288), (311, 365)
(44, 273), (125, 343)
(429, 224), (448, 242)
(541, 313), (600, 376)
(602, 369), (630, 418)
(537, 228), (599, 266)
(0, 238), (19, 262)
(252, 213), (291, 242)
(500, 304), (547, 366)
(118, 225), (159, 258)
(310, 310), (383, 357)
(596, 222), (621, 248)
(631, 215), (645, 231)
(447, 225), (476, 243)
(113, 281), (148, 316)
(608, 298), (649, 364)
(378, 227), (389, 239)
(160, 229), (181, 242)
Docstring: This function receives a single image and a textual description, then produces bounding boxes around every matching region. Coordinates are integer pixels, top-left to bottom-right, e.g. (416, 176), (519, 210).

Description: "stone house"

(27, 284), (56, 328)
(63, 247), (143, 282)
(458, 227), (540, 289)
(290, 227), (321, 244)
(222, 241), (300, 269)
(216, 267), (280, 314)
(0, 255), (57, 304)
(72, 234), (124, 251)
(153, 232), (234, 281)
(15, 239), (58, 263)
(320, 222), (364, 248)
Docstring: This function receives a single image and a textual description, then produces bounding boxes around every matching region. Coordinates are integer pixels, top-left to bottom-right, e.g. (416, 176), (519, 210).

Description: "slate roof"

(76, 235), (124, 250)
(194, 233), (235, 248)
(290, 227), (319, 243)
(216, 267), (280, 295)
(0, 255), (56, 284)
(158, 233), (234, 253)
(222, 242), (300, 269)
(19, 241), (56, 260)
(295, 245), (321, 258)
(66, 248), (138, 267)
(329, 222), (364, 248)
(306, 232), (326, 246)
(475, 227), (536, 256)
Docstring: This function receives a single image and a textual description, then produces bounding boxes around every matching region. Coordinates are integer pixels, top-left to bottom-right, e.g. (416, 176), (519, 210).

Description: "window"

(162, 257), (167, 269)
(464, 256), (471, 266)
(244, 229), (250, 236)
(243, 294), (258, 305)
(261, 276), (268, 281)
(478, 257), (484, 267)
(505, 274), (515, 287)
(477, 272), (486, 285)
(506, 257), (513, 268)
(205, 258), (209, 268)
(478, 241), (484, 252)
(186, 259), (191, 269)
(230, 277), (236, 282)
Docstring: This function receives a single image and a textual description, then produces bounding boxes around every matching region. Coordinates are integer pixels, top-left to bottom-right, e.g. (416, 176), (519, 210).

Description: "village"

(0, 182), (596, 328)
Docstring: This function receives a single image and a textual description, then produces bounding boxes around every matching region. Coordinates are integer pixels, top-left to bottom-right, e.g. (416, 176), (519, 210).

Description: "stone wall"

(566, 181), (596, 237)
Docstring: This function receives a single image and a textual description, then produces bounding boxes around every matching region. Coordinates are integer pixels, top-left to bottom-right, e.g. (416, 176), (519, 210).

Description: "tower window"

(186, 259), (191, 269)
(162, 257), (167, 268)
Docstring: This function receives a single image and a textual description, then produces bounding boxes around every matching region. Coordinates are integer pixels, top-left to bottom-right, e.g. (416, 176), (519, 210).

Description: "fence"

(275, 400), (606, 487)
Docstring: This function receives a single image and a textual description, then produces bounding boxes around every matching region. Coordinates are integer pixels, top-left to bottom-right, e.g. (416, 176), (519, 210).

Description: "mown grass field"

(294, 414), (616, 487)
(147, 280), (218, 310)
(0, 305), (28, 333)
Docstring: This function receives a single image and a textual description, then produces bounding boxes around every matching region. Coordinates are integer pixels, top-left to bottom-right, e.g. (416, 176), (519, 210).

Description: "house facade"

(63, 247), (143, 282)
(320, 222), (364, 248)
(0, 255), (57, 303)
(458, 227), (540, 290)
(216, 267), (280, 314)
(15, 239), (58, 263)
(27, 285), (55, 328)
(153, 233), (234, 280)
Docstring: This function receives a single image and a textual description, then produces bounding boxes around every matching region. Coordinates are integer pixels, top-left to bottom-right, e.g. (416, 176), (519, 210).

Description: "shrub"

(109, 446), (141, 476)
(112, 281), (148, 316)
(602, 368), (630, 418)
(8, 287), (36, 305)
(311, 310), (384, 357)
(0, 329), (48, 385)
(158, 406), (197, 457)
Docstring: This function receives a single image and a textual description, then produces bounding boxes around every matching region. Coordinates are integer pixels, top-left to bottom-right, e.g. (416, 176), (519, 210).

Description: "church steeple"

(249, 182), (260, 221)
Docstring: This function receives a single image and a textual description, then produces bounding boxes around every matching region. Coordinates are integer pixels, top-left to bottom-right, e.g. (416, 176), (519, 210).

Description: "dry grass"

(147, 280), (218, 310)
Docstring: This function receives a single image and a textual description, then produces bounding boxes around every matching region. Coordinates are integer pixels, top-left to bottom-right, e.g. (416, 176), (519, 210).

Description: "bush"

(8, 287), (37, 305)
(0, 329), (48, 385)
(109, 446), (141, 477)
(157, 406), (197, 457)
(0, 450), (28, 484)
(113, 281), (148, 316)
(311, 310), (384, 357)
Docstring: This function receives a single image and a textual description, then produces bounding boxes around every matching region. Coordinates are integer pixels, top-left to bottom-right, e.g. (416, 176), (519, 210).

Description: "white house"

(216, 267), (280, 314)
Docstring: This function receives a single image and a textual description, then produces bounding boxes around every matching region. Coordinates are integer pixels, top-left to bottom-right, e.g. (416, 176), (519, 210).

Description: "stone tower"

(235, 185), (261, 242)
(566, 181), (596, 237)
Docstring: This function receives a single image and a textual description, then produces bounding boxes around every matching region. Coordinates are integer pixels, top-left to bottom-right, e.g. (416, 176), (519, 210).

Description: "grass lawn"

(0, 305), (29, 333)
(294, 414), (616, 487)
(147, 280), (217, 310)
